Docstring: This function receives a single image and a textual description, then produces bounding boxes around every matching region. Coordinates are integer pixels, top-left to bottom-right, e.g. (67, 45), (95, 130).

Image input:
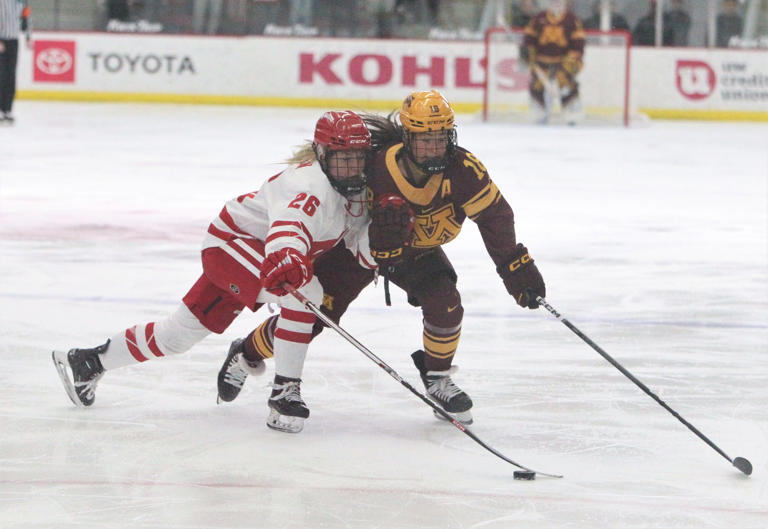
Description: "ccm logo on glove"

(371, 247), (403, 260)
(507, 252), (532, 272)
(498, 243), (545, 310)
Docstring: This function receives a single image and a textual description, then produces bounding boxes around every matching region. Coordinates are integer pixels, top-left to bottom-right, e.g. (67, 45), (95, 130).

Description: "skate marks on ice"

(1, 103), (766, 529)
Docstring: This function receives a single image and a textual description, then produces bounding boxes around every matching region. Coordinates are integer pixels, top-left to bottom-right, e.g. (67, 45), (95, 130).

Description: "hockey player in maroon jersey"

(219, 90), (545, 426)
(52, 111), (376, 434)
(523, 0), (586, 124)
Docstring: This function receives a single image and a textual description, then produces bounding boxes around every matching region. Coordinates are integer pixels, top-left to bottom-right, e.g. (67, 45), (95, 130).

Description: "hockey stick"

(285, 284), (563, 479)
(533, 64), (562, 116)
(535, 294), (753, 476)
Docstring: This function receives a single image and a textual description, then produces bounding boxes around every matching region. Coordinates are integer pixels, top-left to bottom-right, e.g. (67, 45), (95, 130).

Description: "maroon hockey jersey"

(523, 10), (585, 66)
(366, 143), (518, 269)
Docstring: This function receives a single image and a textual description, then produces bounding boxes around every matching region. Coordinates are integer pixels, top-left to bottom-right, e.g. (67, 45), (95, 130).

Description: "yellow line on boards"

(16, 90), (482, 114)
(642, 108), (768, 122)
(17, 91), (767, 122)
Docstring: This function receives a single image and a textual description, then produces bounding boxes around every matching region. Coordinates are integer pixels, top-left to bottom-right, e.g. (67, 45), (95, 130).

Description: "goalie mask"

(547, 0), (566, 16)
(313, 110), (372, 197)
(399, 89), (457, 175)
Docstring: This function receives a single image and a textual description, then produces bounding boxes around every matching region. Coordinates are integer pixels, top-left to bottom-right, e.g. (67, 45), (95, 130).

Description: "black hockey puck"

(513, 470), (536, 480)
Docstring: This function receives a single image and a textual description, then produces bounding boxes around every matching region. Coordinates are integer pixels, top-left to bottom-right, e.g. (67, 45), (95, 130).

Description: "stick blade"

(733, 457), (752, 476)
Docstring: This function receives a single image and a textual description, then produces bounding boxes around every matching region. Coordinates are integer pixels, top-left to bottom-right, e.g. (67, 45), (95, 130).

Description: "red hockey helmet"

(313, 111), (372, 197)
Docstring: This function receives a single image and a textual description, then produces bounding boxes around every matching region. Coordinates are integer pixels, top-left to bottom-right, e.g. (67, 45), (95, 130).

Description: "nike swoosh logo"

(447, 305), (459, 312)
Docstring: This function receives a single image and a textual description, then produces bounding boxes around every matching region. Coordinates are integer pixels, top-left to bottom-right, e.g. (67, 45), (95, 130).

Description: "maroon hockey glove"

(498, 243), (545, 309)
(561, 53), (583, 75)
(260, 248), (313, 296)
(369, 194), (414, 266)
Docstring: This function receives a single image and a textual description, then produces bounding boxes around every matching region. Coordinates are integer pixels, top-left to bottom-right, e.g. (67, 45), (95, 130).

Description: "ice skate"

(412, 350), (473, 425)
(216, 338), (265, 404)
(563, 96), (584, 126)
(52, 340), (108, 407)
(529, 98), (549, 125)
(0, 113), (14, 126)
(266, 375), (309, 433)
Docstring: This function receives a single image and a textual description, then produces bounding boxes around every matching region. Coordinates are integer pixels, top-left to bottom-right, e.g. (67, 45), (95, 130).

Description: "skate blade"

(266, 408), (304, 433)
(51, 350), (84, 408)
(433, 408), (473, 425)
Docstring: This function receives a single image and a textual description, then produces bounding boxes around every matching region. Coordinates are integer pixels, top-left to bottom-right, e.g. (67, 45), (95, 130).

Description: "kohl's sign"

(298, 52), (485, 88)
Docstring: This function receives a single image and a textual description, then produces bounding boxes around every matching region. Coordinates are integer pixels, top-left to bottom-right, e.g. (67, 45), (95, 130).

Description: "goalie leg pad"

(529, 79), (546, 107)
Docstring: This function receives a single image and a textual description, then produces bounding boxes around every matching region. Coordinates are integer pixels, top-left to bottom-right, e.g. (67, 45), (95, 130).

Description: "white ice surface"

(1, 102), (767, 528)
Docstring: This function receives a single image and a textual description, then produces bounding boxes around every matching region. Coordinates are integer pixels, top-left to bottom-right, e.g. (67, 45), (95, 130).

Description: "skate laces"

(222, 354), (248, 388)
(425, 366), (463, 400)
(74, 371), (104, 401)
(270, 380), (303, 403)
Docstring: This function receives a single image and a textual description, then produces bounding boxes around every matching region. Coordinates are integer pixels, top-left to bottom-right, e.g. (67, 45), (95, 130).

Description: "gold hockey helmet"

(399, 90), (455, 132)
(399, 90), (457, 175)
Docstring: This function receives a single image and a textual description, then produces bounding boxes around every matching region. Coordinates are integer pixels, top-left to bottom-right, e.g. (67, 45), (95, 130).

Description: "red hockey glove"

(260, 248), (312, 296)
(498, 243), (545, 309)
(369, 194), (414, 266)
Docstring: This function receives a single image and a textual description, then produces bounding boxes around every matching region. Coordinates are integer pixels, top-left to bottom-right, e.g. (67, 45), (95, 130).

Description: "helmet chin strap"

(402, 129), (456, 178)
(344, 195), (367, 218)
(412, 155), (447, 176)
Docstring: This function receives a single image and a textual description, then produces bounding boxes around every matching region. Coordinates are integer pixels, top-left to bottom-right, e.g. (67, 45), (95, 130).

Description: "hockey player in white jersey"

(52, 110), (377, 433)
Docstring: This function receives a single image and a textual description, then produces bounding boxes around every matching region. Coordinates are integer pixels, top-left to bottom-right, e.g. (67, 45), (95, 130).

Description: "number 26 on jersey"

(288, 193), (320, 216)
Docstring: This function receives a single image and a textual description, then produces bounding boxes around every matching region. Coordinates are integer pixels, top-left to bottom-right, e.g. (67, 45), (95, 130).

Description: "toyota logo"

(36, 48), (73, 75)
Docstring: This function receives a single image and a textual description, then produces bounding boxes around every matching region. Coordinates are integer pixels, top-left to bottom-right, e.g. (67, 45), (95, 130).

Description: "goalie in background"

(522, 0), (585, 125)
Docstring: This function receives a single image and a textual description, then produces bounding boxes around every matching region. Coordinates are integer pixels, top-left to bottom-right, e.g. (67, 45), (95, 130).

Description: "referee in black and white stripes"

(0, 0), (30, 125)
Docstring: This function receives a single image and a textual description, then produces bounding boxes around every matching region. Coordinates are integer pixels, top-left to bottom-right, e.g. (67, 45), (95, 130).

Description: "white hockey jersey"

(202, 161), (376, 270)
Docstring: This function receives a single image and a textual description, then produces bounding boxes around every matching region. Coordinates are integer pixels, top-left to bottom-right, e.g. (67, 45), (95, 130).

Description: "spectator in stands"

(632, 0), (672, 46)
(105, 0), (131, 22)
(510, 0), (537, 29)
(583, 1), (629, 32)
(716, 0), (743, 47)
(664, 0), (690, 46)
(426, 0), (439, 26)
(193, 0), (223, 34)
(289, 0), (313, 27)
(360, 0), (394, 37)
(315, 0), (356, 36)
